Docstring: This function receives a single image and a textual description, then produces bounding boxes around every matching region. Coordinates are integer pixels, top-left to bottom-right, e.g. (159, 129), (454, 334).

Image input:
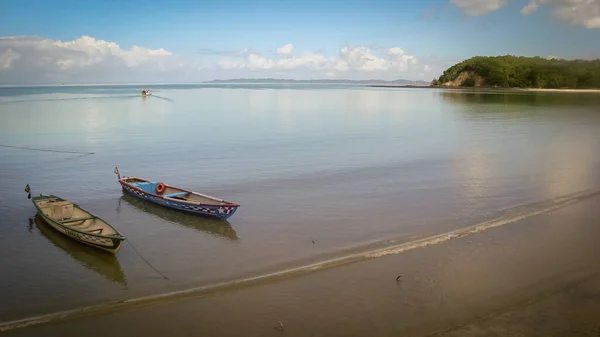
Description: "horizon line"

(0, 78), (430, 88)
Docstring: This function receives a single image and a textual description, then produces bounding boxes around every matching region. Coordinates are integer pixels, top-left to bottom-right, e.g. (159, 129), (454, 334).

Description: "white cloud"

(450, 0), (508, 16)
(0, 35), (440, 84)
(450, 0), (600, 28)
(0, 48), (20, 69)
(0, 35), (203, 84)
(218, 46), (430, 80)
(545, 0), (600, 29)
(520, 0), (541, 14)
(521, 0), (600, 29)
(276, 43), (295, 56)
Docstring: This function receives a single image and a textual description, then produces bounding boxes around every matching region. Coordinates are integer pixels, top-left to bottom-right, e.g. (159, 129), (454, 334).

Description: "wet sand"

(436, 275), (600, 337)
(3, 193), (599, 336)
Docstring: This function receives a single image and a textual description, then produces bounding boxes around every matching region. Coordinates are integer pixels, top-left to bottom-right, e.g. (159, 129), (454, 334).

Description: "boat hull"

(36, 213), (124, 254)
(33, 215), (127, 285)
(32, 196), (125, 254)
(120, 182), (239, 220)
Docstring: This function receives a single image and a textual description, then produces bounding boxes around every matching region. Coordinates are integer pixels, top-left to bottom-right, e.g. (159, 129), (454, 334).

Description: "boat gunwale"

(32, 195), (126, 241)
(118, 176), (241, 208)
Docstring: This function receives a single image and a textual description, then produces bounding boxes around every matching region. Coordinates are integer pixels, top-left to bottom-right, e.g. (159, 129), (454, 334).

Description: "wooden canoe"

(31, 194), (126, 254)
(119, 193), (238, 240)
(32, 215), (127, 285)
(115, 170), (240, 220)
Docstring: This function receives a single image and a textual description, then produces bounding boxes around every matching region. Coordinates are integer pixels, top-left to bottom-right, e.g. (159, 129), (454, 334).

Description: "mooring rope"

(0, 144), (94, 155)
(126, 239), (170, 280)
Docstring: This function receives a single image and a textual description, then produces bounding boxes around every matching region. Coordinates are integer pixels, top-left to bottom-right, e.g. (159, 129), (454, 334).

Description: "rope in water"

(126, 239), (169, 280)
(0, 144), (94, 155)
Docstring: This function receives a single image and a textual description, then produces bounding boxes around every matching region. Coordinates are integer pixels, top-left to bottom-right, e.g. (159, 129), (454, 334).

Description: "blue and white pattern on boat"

(121, 184), (238, 220)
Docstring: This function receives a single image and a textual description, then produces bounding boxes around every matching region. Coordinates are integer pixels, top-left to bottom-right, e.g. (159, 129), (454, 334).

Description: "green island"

(431, 55), (600, 89)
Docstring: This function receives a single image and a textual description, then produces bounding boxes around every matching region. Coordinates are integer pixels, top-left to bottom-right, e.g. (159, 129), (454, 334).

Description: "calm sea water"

(1, 85), (599, 322)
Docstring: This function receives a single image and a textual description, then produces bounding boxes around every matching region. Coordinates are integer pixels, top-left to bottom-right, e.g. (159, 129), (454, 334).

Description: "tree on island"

(433, 55), (600, 89)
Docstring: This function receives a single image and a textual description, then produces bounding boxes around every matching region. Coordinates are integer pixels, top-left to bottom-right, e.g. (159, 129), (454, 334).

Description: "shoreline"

(3, 191), (599, 337)
(367, 85), (600, 93)
(1, 190), (598, 335)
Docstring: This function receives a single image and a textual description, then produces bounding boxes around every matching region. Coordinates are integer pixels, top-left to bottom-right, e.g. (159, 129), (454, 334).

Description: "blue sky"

(1, 0), (599, 83)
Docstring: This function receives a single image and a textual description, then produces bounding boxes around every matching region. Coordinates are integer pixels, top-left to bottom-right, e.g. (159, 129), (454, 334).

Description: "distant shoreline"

(2, 83), (600, 93)
(367, 85), (600, 93)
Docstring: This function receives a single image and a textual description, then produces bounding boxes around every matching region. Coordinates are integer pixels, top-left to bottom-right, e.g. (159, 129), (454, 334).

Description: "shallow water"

(1, 85), (599, 322)
(4, 184), (600, 337)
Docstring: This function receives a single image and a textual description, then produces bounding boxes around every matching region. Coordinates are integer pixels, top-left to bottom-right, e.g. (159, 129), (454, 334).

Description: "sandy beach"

(2, 191), (599, 337)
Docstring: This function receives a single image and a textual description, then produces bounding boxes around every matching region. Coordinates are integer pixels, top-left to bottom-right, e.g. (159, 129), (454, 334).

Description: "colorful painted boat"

(115, 167), (240, 220)
(27, 189), (126, 254)
(120, 193), (238, 240)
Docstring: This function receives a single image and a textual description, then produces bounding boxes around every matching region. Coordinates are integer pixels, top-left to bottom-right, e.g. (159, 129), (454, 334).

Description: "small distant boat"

(141, 89), (152, 96)
(114, 167), (240, 220)
(25, 186), (126, 254)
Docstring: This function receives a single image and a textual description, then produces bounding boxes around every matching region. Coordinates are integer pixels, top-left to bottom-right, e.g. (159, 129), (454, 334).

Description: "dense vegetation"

(432, 55), (600, 89)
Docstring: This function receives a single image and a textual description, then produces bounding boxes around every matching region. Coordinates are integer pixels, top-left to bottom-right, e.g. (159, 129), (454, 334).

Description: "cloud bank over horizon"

(0, 35), (442, 85)
(0, 36), (205, 84)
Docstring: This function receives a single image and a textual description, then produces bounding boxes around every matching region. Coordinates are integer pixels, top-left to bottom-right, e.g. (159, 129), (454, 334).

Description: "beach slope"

(4, 194), (600, 337)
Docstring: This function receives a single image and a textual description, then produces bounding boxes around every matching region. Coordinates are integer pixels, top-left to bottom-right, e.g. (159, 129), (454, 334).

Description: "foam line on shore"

(1, 189), (598, 333)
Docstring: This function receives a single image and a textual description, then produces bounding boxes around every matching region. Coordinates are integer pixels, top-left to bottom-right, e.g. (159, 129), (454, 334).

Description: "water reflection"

(119, 194), (239, 240)
(30, 215), (128, 287)
(454, 143), (494, 202)
(436, 90), (600, 107)
(441, 88), (600, 202)
(539, 129), (600, 199)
